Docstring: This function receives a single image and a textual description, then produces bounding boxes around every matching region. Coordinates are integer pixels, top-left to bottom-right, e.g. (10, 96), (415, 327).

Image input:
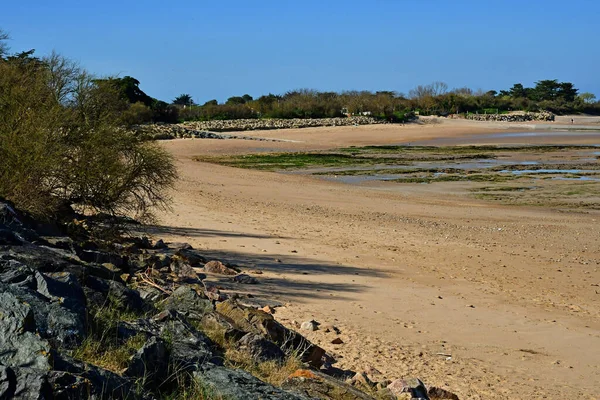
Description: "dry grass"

(73, 334), (147, 372)
(224, 347), (304, 387)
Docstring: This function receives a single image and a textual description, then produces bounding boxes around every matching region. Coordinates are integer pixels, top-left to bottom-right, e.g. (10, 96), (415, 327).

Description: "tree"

(95, 76), (154, 106)
(44, 50), (81, 104)
(241, 94), (253, 103)
(173, 93), (194, 106)
(0, 51), (176, 220)
(0, 28), (9, 58)
(203, 99), (218, 106)
(226, 96), (246, 105)
(578, 92), (597, 104)
(509, 83), (527, 98)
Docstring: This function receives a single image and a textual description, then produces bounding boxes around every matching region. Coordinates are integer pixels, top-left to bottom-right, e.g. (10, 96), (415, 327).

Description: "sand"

(154, 119), (600, 399)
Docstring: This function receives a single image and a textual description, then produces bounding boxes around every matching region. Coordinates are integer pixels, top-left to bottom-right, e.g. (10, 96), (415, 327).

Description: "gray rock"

(0, 291), (51, 370)
(125, 336), (169, 385)
(237, 333), (285, 362)
(301, 320), (319, 331)
(232, 273), (259, 284)
(85, 276), (144, 311)
(282, 369), (375, 400)
(9, 366), (51, 400)
(154, 309), (216, 369)
(194, 364), (309, 400)
(162, 285), (213, 320)
(1, 282), (85, 349)
(216, 300), (325, 367)
(47, 370), (91, 399)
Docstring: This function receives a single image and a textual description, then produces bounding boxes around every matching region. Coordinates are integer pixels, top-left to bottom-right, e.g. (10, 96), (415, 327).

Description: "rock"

(162, 285), (214, 320)
(331, 337), (344, 344)
(85, 275), (145, 311)
(232, 273), (259, 284)
(52, 353), (136, 399)
(169, 258), (200, 280)
(387, 378), (429, 399)
(153, 239), (167, 249)
(301, 320), (319, 331)
(348, 371), (375, 390)
(376, 379), (392, 391)
(261, 305), (275, 314)
(465, 111), (555, 122)
(194, 364), (309, 400)
(428, 386), (459, 400)
(47, 371), (91, 399)
(1, 366), (52, 399)
(153, 309), (216, 369)
(1, 280), (85, 349)
(131, 117), (386, 140)
(204, 260), (238, 275)
(175, 248), (208, 267)
(282, 369), (376, 400)
(125, 336), (169, 385)
(237, 333), (285, 362)
(197, 311), (246, 343)
(0, 291), (52, 370)
(216, 300), (325, 367)
(77, 249), (125, 268)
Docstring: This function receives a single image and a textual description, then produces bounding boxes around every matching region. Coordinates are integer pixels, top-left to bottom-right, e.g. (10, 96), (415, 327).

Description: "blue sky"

(2, 0), (598, 103)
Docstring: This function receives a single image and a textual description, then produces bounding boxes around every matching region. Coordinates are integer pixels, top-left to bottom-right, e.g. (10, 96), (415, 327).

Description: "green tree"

(578, 92), (597, 104)
(173, 93), (194, 106)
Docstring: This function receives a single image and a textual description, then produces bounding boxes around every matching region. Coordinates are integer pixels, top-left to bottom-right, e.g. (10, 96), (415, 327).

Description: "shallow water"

(501, 169), (595, 175)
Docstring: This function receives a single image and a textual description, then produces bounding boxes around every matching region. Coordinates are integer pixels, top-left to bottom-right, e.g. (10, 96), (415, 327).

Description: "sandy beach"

(153, 119), (600, 399)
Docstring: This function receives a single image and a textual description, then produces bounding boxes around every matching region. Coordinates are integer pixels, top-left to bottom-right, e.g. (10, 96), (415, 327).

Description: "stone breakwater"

(466, 111), (555, 122)
(0, 198), (459, 400)
(183, 116), (384, 132)
(131, 116), (385, 140)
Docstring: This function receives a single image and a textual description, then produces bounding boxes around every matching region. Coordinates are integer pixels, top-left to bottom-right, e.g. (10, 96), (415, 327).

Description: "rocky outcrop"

(130, 116), (386, 139)
(0, 197), (459, 399)
(465, 111), (555, 122)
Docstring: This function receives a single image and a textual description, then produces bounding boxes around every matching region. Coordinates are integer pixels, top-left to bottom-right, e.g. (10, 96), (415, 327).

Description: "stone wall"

(465, 111), (555, 122)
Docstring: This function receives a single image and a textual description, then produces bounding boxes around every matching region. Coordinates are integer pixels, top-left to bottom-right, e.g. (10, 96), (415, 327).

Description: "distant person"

(571, 118), (574, 124)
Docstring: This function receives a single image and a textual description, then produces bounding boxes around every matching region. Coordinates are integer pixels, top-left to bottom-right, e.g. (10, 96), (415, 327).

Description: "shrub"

(0, 53), (177, 220)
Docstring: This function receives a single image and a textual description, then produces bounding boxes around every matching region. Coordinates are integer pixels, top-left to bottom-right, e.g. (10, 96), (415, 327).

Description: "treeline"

(169, 80), (599, 123)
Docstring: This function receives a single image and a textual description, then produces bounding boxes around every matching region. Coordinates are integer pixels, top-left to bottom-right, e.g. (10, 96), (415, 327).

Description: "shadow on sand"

(139, 225), (390, 303)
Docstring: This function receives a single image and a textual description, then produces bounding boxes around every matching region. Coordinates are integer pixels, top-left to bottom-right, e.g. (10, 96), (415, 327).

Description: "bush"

(0, 53), (177, 220)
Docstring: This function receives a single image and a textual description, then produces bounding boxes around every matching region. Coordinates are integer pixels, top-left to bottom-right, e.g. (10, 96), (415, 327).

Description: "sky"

(2, 0), (599, 103)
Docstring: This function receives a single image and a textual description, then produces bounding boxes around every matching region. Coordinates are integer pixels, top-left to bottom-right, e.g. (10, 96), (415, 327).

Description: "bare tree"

(43, 51), (82, 104)
(0, 28), (10, 57)
(409, 82), (448, 99)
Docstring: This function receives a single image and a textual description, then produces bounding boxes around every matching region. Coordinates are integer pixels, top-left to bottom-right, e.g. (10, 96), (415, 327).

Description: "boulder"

(232, 273), (259, 284)
(162, 285), (214, 320)
(84, 276), (144, 311)
(0, 291), (52, 370)
(216, 300), (325, 367)
(194, 364), (309, 400)
(282, 369), (376, 400)
(153, 309), (216, 369)
(387, 378), (429, 399)
(0, 366), (52, 400)
(125, 336), (169, 385)
(204, 260), (238, 275)
(47, 371), (91, 399)
(236, 333), (285, 362)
